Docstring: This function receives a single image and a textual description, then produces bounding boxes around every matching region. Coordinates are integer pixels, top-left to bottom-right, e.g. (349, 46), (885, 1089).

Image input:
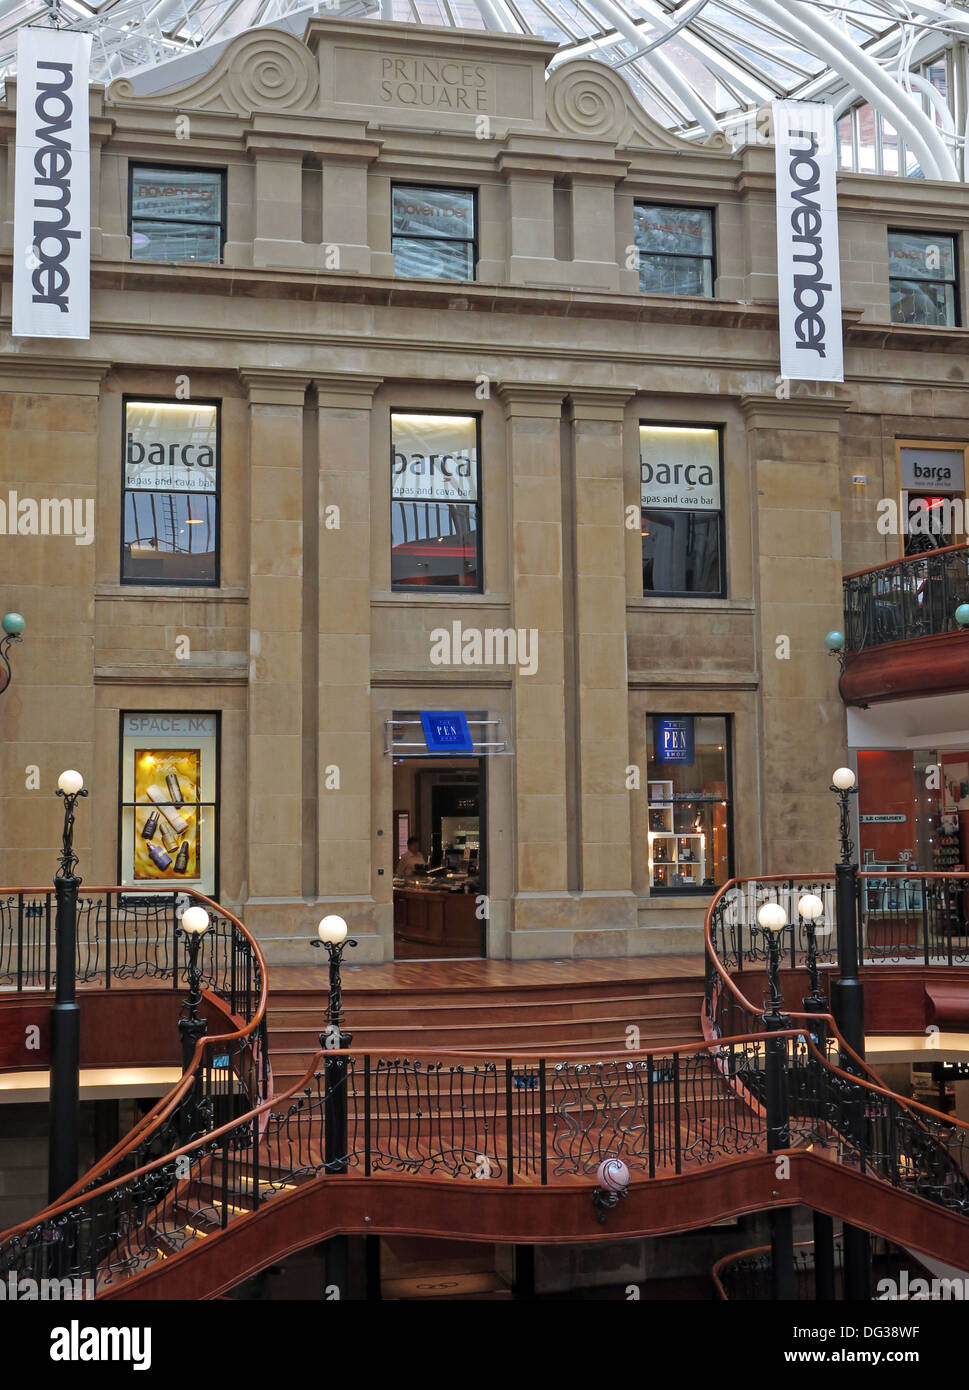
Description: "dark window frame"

(391, 182), (478, 283)
(120, 394), (222, 589)
(640, 420), (727, 600)
(647, 713), (734, 897)
(633, 202), (717, 298)
(390, 407), (483, 595)
(128, 162), (227, 265)
(888, 227), (960, 327)
(116, 709), (222, 901)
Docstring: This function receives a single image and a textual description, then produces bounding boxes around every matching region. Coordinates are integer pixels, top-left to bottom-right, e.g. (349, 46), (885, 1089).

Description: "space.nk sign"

(773, 101), (843, 383)
(13, 28), (92, 340)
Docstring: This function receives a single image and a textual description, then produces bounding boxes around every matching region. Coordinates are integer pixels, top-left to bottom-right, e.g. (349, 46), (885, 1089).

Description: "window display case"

(645, 720), (731, 892)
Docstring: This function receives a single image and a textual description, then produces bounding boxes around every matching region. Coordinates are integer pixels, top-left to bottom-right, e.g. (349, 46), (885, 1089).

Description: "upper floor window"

(889, 230), (959, 327)
(634, 204), (714, 297)
(130, 166), (225, 264)
(641, 425), (724, 597)
(122, 400), (219, 586)
(392, 185), (476, 281)
(391, 412), (481, 590)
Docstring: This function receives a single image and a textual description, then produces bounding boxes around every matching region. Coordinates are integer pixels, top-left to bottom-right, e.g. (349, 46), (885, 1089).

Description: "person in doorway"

(395, 836), (427, 877)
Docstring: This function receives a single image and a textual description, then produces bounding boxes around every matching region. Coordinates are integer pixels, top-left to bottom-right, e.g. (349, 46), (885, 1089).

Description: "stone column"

(314, 374), (382, 956)
(245, 134), (316, 269)
(319, 133), (381, 276)
(497, 384), (572, 957)
(498, 156), (556, 286)
(240, 371), (308, 915)
(742, 392), (851, 871)
(567, 170), (625, 291)
(569, 391), (637, 947)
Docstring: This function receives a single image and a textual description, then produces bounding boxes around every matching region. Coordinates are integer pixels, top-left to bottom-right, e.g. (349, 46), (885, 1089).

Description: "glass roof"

(3, 0), (968, 178)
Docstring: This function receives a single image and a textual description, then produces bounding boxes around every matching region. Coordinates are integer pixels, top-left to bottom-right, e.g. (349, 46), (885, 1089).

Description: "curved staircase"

(5, 873), (969, 1300)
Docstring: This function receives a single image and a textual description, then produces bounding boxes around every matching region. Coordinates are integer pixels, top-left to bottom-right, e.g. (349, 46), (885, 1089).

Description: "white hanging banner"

(13, 27), (92, 340)
(773, 100), (843, 383)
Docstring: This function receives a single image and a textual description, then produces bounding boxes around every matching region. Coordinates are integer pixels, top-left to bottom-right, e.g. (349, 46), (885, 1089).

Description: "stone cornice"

(0, 256), (777, 332)
(495, 382), (568, 418)
(740, 389), (855, 428)
(94, 665), (248, 685)
(238, 369), (310, 406)
(0, 359), (111, 394)
(244, 129), (382, 163)
(313, 374), (384, 409)
(497, 150), (629, 182)
(303, 16), (559, 66)
(568, 387), (637, 420)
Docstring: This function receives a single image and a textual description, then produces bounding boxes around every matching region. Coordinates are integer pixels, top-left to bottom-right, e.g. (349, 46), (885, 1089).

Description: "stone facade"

(1, 17), (968, 962)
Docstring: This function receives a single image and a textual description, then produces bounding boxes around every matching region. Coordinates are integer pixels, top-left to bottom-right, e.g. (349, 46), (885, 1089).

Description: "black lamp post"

(0, 612), (25, 698)
(828, 765), (872, 1301)
(177, 905), (211, 1142)
(758, 901), (790, 1031)
(797, 892), (829, 1018)
(48, 769), (87, 1205)
(829, 766), (865, 1061)
(311, 914), (356, 1299)
(757, 901), (795, 1301)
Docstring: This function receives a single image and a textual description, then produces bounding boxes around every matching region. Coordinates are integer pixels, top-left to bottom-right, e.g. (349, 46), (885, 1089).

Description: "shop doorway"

(392, 757), (486, 960)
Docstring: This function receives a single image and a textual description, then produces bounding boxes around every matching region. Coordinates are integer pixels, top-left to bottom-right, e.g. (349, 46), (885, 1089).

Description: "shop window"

(889, 230), (958, 327)
(391, 412), (481, 590)
(898, 442), (967, 556)
(633, 204), (714, 297)
(119, 713), (219, 897)
(391, 184), (477, 281)
(647, 716), (731, 893)
(641, 425), (724, 596)
(122, 399), (219, 586)
(129, 166), (225, 264)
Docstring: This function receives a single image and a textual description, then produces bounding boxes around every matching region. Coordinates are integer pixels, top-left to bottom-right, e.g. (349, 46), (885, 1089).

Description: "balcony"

(839, 543), (969, 706)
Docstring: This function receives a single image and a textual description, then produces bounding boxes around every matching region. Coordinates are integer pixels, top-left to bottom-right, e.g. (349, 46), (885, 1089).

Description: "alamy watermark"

(0, 491), (94, 545)
(430, 622), (538, 676)
(1, 1273), (93, 1300)
(877, 1269), (969, 1300)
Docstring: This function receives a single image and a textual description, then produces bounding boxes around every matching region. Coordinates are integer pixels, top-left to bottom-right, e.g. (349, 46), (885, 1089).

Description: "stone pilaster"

(314, 373), (382, 956)
(742, 391), (852, 872)
(497, 383), (572, 956)
(568, 390), (637, 944)
(240, 370), (308, 909)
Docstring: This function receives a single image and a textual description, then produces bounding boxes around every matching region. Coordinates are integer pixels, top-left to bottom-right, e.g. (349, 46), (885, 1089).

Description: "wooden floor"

(269, 954), (705, 992)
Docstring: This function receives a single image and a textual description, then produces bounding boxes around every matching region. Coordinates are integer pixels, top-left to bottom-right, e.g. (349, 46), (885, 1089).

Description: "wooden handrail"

(0, 1029), (800, 1245)
(842, 539), (969, 582)
(0, 887), (268, 1219)
(703, 875), (969, 1136)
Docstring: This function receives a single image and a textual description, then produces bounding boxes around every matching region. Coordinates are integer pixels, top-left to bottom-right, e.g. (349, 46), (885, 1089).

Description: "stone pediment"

(106, 17), (727, 154)
(107, 29), (320, 115)
(545, 60), (729, 152)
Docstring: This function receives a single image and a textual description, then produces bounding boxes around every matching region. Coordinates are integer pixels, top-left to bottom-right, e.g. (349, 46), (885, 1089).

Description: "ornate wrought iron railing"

(0, 886), (269, 1213)
(0, 1033), (787, 1291)
(5, 1017), (969, 1294)
(843, 542), (969, 653)
(707, 873), (969, 981)
(712, 1235), (927, 1300)
(713, 1237), (848, 1300)
(705, 875), (969, 1222)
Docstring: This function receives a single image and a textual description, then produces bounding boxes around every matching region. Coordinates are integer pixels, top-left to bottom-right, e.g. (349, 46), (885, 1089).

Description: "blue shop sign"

(655, 717), (695, 765)
(421, 711), (473, 754)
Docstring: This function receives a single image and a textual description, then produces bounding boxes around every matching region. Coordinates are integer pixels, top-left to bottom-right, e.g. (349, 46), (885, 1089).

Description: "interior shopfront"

(898, 440), (967, 557)
(646, 715), (732, 893)
(390, 712), (487, 960)
(857, 747), (969, 938)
